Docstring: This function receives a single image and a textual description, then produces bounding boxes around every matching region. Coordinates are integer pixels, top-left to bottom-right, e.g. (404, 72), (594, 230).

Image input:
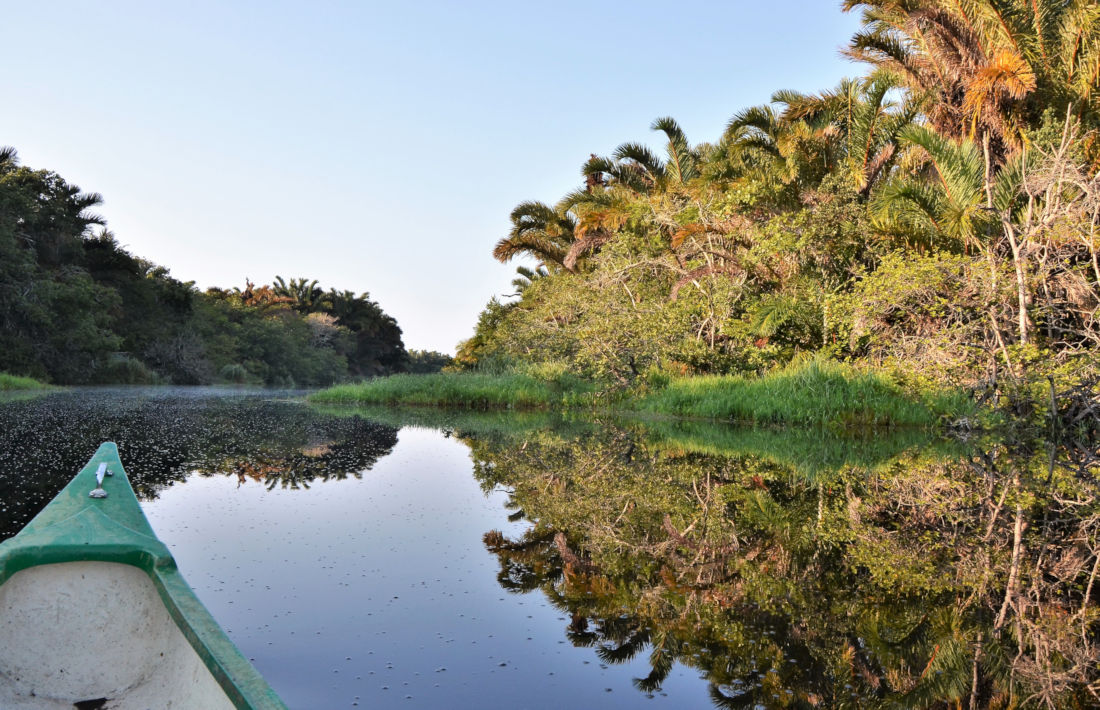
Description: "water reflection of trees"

(467, 425), (1100, 709)
(0, 389), (398, 538)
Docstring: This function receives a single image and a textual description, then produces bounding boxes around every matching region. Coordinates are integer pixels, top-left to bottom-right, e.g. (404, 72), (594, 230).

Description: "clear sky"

(1, 1), (864, 354)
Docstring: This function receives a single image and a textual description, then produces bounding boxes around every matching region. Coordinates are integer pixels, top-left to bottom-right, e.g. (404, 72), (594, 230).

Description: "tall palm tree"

(582, 116), (702, 195)
(843, 0), (1100, 164)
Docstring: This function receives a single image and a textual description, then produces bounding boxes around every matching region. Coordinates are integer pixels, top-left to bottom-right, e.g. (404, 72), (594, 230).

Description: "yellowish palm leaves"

(845, 0), (1100, 162)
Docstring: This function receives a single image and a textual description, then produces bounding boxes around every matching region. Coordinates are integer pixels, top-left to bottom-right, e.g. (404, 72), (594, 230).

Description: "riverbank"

(313, 372), (593, 410)
(0, 373), (52, 391)
(309, 360), (971, 428)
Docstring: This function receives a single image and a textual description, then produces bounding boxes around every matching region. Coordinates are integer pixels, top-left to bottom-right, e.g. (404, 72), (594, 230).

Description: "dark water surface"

(2, 388), (1098, 709)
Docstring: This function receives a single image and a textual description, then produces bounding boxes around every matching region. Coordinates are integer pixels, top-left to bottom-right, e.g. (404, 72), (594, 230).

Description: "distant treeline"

(0, 148), (450, 386)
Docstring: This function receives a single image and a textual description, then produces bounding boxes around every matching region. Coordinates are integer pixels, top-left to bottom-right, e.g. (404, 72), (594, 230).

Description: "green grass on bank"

(638, 359), (968, 428)
(311, 359), (972, 429)
(309, 372), (593, 410)
(0, 372), (51, 391)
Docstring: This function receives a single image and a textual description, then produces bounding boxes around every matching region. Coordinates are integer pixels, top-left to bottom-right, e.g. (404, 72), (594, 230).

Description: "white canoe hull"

(0, 561), (235, 710)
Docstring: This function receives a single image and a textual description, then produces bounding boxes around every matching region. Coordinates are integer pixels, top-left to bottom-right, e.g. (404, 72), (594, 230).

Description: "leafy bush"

(218, 363), (252, 384)
(92, 354), (163, 385)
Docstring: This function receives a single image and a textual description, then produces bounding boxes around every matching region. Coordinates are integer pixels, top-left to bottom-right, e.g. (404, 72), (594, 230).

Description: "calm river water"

(1, 388), (1097, 709)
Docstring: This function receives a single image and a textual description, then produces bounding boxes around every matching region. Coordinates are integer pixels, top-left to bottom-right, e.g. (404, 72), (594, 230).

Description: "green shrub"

(218, 363), (252, 384)
(92, 354), (163, 385)
(0, 372), (51, 390)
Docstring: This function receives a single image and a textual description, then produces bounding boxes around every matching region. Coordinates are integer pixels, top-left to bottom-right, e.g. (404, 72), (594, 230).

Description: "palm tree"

(708, 103), (829, 209)
(273, 276), (329, 314)
(492, 200), (577, 271)
(0, 148), (106, 265)
(508, 265), (548, 296)
(873, 124), (1036, 341)
(872, 125), (1026, 249)
(0, 146), (18, 173)
(582, 116), (702, 195)
(774, 72), (921, 197)
(556, 186), (636, 270)
(843, 0), (1100, 164)
(564, 116), (704, 267)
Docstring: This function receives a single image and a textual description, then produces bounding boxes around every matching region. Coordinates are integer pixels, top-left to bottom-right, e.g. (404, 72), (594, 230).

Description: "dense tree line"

(462, 0), (1100, 396)
(0, 148), (409, 386)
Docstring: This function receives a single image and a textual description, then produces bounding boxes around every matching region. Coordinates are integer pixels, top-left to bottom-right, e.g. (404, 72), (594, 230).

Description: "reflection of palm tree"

(631, 632), (674, 694)
(882, 609), (985, 709)
(595, 621), (650, 664)
(484, 529), (560, 594)
(707, 675), (765, 710)
(467, 421), (1100, 708)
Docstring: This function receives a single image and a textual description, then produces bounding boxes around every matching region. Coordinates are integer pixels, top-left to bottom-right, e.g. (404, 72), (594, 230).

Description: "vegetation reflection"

(461, 422), (1099, 708)
(0, 389), (399, 539)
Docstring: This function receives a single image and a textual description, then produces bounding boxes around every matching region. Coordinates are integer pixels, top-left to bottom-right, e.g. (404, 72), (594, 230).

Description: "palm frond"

(872, 175), (949, 241)
(582, 154), (615, 180)
(898, 125), (985, 209)
(613, 141), (666, 181)
(493, 233), (568, 267)
(0, 146), (18, 172)
(749, 295), (804, 337)
(652, 116), (698, 184)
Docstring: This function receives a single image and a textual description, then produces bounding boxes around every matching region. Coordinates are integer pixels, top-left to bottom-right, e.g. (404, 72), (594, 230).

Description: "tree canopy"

(465, 1), (1100, 394)
(0, 149), (409, 386)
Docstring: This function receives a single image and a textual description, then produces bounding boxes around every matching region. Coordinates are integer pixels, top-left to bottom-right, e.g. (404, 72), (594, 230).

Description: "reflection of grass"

(638, 360), (968, 428)
(0, 391), (52, 404)
(635, 418), (967, 481)
(311, 402), (597, 439)
(310, 373), (593, 409)
(0, 373), (51, 391)
(316, 404), (967, 481)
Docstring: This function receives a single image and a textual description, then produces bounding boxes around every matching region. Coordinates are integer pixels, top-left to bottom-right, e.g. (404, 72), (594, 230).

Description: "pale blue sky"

(2, 2), (864, 353)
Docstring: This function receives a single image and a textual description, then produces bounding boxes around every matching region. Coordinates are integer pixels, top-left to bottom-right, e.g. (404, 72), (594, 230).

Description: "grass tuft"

(309, 372), (592, 410)
(637, 359), (960, 428)
(0, 372), (51, 391)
